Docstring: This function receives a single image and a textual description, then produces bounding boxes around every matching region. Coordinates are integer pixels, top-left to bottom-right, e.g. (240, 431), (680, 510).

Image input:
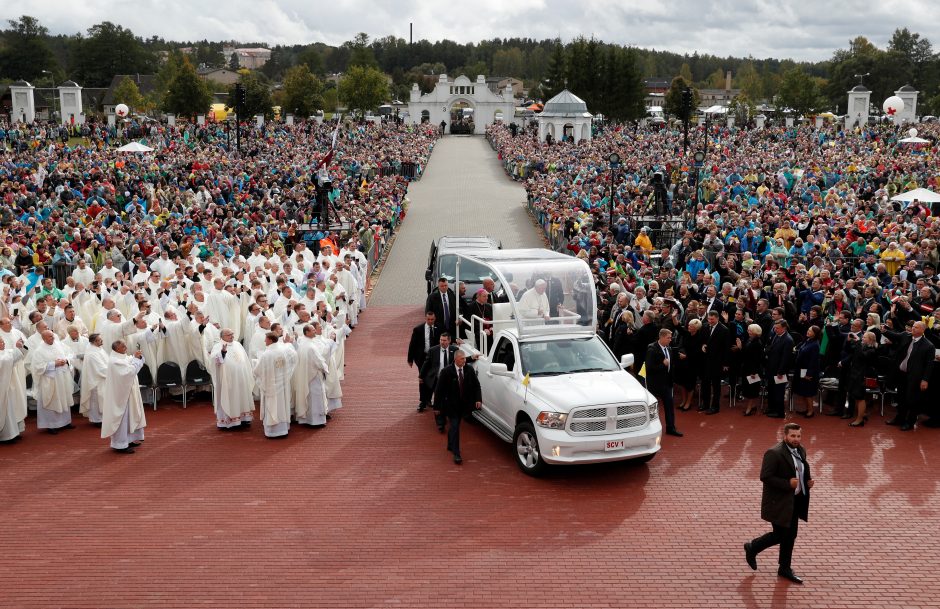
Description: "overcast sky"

(7, 0), (939, 62)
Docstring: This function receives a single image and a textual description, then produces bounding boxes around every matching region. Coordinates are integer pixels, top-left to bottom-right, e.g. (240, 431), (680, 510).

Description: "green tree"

(297, 46), (325, 76)
(541, 43), (566, 99)
(492, 47), (524, 77)
(346, 33), (377, 69)
(664, 76), (699, 119)
(679, 63), (693, 82)
(776, 67), (824, 116)
(604, 47), (646, 121)
(231, 71), (273, 118)
(735, 60), (764, 101)
(0, 16), (58, 81)
(280, 64), (323, 117)
(163, 56), (212, 118)
(704, 68), (725, 89)
(69, 21), (156, 87)
(322, 88), (339, 113)
(228, 53), (240, 71)
(112, 75), (146, 113)
(728, 93), (756, 123)
(338, 65), (388, 116)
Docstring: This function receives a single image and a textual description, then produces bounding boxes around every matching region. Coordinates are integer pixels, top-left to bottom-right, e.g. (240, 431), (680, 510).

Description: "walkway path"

(370, 136), (543, 305)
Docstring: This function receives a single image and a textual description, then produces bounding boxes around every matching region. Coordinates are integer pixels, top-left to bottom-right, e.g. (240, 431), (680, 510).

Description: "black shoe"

(417, 405), (426, 412)
(922, 418), (940, 428)
(744, 542), (757, 571)
(886, 417), (901, 426)
(129, 441), (142, 447)
(697, 405), (708, 412)
(453, 455), (463, 465)
(666, 428), (684, 437)
(765, 412), (785, 418)
(63, 423), (76, 430)
(112, 447), (136, 454)
(840, 412), (853, 419)
(705, 408), (719, 415)
(822, 409), (842, 416)
(777, 569), (803, 584)
(91, 422), (102, 428)
(325, 414), (333, 420)
(46, 428), (59, 435)
(0, 435), (22, 444)
(437, 426), (445, 434)
(900, 423), (915, 431)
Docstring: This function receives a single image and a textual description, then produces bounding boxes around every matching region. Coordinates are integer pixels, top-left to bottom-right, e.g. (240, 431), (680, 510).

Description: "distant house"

(697, 71), (740, 108)
(199, 68), (240, 87)
(102, 74), (157, 115)
(644, 78), (671, 94)
(485, 76), (524, 98)
(230, 48), (271, 70)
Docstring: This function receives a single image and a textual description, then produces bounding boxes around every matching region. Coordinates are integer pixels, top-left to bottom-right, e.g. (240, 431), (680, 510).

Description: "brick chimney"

(725, 70), (732, 91)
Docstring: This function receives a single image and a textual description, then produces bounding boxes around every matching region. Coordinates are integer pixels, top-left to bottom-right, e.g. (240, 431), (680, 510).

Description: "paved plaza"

(1, 137), (939, 608)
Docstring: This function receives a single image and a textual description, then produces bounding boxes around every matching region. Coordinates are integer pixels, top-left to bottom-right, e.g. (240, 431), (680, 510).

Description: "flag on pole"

(819, 328), (829, 356)
(638, 363), (647, 378)
(315, 121), (341, 171)
(521, 373), (530, 387)
(522, 373), (530, 403)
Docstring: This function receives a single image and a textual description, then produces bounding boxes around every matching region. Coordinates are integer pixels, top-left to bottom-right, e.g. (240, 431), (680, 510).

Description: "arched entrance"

(449, 99), (475, 134)
(493, 109), (505, 123)
(420, 110), (430, 123)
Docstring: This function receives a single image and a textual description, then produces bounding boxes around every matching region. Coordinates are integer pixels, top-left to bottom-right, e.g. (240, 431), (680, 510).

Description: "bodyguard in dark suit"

(764, 319), (794, 417)
(425, 277), (457, 335)
(700, 310), (729, 414)
(644, 328), (682, 437)
(885, 321), (935, 431)
(433, 350), (482, 464)
(744, 423), (814, 584)
(420, 333), (458, 430)
(407, 311), (439, 411)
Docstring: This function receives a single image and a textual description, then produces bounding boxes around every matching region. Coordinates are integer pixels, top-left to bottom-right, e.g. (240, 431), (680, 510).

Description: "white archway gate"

(409, 74), (516, 135)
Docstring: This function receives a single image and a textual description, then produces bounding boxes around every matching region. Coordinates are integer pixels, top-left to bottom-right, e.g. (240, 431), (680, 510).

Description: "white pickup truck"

(455, 249), (662, 476)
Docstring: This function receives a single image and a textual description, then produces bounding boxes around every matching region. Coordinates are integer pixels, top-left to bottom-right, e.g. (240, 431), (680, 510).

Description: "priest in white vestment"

(31, 331), (76, 434)
(0, 338), (25, 442)
(100, 340), (147, 453)
(79, 334), (109, 425)
(0, 317), (28, 430)
(252, 333), (297, 438)
(293, 325), (329, 427)
(209, 329), (255, 429)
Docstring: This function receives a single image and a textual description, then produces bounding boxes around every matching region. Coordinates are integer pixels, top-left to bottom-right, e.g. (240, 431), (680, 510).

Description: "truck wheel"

(513, 421), (547, 476)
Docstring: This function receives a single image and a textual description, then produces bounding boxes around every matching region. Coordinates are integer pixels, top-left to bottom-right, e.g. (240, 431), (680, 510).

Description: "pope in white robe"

(252, 335), (297, 438)
(293, 328), (329, 427)
(0, 339), (25, 442)
(517, 279), (551, 322)
(209, 329), (255, 429)
(79, 336), (109, 424)
(100, 341), (147, 452)
(31, 331), (76, 433)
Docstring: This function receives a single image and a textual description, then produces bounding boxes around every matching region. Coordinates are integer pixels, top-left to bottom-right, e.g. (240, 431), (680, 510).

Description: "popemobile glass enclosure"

(455, 249), (598, 355)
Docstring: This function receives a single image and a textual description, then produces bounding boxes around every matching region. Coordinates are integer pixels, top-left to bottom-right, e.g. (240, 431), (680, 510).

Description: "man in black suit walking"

(407, 311), (439, 411)
(420, 333), (458, 431)
(885, 320), (934, 431)
(700, 310), (729, 415)
(425, 277), (457, 335)
(744, 423), (814, 584)
(765, 319), (794, 418)
(644, 328), (683, 437)
(433, 350), (482, 464)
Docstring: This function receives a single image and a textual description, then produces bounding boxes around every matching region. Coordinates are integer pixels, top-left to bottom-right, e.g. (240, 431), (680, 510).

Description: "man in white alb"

(79, 334), (109, 425)
(31, 330), (76, 434)
(100, 339), (147, 454)
(517, 278), (551, 322)
(253, 332), (297, 438)
(293, 324), (329, 427)
(0, 337), (26, 443)
(209, 328), (255, 430)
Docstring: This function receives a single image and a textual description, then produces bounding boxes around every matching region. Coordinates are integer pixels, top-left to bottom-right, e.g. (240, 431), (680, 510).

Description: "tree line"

(2, 15), (940, 119)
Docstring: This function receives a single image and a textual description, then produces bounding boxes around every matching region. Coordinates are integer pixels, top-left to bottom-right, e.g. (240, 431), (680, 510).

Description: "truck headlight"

(648, 401), (658, 418)
(536, 411), (567, 429)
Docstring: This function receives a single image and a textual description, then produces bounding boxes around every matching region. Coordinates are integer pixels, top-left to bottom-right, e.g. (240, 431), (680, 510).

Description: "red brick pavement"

(1, 305), (939, 608)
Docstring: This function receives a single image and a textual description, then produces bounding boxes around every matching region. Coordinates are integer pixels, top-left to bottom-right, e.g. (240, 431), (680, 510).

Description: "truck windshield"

(520, 336), (620, 376)
(439, 255), (494, 283)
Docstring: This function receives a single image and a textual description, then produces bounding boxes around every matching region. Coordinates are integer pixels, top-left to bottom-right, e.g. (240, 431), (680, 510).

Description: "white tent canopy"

(116, 141), (153, 153)
(891, 187), (940, 203)
(899, 136), (929, 144)
(703, 105), (728, 115)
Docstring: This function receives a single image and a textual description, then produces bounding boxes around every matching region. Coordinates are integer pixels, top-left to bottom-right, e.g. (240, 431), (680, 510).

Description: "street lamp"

(607, 152), (621, 227)
(41, 70), (57, 120)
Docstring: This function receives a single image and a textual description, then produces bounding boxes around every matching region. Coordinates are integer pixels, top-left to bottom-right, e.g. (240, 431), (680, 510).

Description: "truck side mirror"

(620, 354), (635, 369)
(489, 363), (511, 376)
(425, 269), (432, 281)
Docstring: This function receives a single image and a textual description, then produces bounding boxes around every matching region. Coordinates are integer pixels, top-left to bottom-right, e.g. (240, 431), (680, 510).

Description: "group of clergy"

(0, 238), (367, 451)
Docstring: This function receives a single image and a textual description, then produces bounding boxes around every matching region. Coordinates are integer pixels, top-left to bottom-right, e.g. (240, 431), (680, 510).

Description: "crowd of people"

(0, 116), (440, 451)
(487, 120), (940, 431)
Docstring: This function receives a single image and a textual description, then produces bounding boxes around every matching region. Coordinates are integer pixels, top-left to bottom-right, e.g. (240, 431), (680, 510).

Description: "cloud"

(4, 0), (939, 61)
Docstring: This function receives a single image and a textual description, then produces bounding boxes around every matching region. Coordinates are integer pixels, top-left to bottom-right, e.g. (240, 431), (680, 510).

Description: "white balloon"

(909, 127), (918, 138)
(115, 103), (129, 118)
(882, 96), (904, 117)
